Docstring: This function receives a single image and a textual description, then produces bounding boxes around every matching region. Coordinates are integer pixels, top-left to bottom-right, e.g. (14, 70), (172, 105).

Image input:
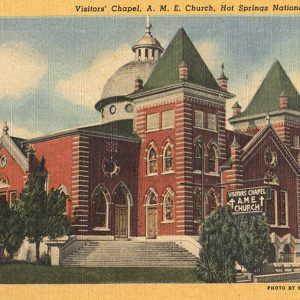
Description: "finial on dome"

(3, 121), (9, 135)
(146, 16), (152, 36)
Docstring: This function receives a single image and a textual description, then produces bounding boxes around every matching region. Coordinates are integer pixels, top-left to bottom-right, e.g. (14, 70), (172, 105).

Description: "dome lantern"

(132, 16), (164, 61)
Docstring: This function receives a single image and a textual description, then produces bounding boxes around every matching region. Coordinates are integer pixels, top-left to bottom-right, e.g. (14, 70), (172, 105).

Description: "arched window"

(194, 188), (203, 222)
(145, 49), (148, 59)
(194, 141), (203, 171)
(208, 146), (217, 173)
(114, 185), (127, 206)
(138, 49), (141, 59)
(147, 147), (158, 175)
(163, 144), (173, 172)
(152, 49), (155, 59)
(206, 189), (219, 214)
(148, 191), (158, 205)
(94, 190), (108, 228)
(163, 189), (174, 222)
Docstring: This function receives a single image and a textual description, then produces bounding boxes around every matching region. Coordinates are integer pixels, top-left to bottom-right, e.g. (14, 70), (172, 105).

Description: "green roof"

(81, 119), (139, 139)
(142, 28), (220, 91)
(238, 60), (300, 118)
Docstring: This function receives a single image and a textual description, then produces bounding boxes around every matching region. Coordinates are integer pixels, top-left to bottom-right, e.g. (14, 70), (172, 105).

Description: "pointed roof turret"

(218, 63), (228, 81)
(143, 28), (221, 91)
(235, 60), (300, 118)
(232, 101), (241, 109)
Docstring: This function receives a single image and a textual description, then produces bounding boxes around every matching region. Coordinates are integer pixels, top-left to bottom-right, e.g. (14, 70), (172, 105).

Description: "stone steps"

(62, 240), (198, 267)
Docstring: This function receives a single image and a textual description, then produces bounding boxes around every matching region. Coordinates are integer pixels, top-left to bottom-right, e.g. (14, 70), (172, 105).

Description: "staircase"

(61, 240), (198, 267)
(236, 273), (252, 283)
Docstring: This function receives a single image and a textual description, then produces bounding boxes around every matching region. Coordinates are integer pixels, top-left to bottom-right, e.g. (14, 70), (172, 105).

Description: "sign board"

(227, 187), (268, 214)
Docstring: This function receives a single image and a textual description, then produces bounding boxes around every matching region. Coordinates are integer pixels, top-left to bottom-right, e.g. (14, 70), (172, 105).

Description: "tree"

(198, 206), (240, 282)
(19, 173), (70, 262)
(238, 215), (271, 273)
(0, 199), (10, 259)
(6, 203), (25, 259)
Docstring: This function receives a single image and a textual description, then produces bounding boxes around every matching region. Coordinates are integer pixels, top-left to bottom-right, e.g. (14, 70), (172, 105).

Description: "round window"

(102, 158), (120, 177)
(101, 108), (105, 118)
(125, 103), (133, 113)
(0, 155), (7, 168)
(109, 105), (116, 115)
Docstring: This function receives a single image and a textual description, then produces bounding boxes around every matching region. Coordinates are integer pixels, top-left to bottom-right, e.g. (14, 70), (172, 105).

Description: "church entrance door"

(147, 207), (158, 239)
(115, 206), (128, 238)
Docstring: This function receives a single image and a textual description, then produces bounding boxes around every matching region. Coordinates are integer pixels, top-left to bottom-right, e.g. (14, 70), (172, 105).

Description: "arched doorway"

(113, 184), (130, 238)
(146, 190), (158, 239)
(283, 244), (293, 263)
(268, 244), (276, 263)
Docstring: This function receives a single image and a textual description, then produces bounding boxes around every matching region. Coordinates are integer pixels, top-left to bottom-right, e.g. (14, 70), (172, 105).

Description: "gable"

(0, 135), (27, 172)
(242, 125), (300, 174)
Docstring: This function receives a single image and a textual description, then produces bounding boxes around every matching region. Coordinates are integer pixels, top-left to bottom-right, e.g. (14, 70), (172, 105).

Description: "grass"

(0, 262), (199, 284)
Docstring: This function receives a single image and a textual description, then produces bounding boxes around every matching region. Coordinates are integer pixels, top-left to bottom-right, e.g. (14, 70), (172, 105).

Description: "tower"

(130, 28), (234, 237)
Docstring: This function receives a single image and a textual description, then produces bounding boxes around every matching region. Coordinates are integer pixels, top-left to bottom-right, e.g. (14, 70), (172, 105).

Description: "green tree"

(198, 206), (240, 282)
(238, 215), (271, 273)
(0, 199), (10, 258)
(19, 173), (70, 262)
(6, 203), (25, 259)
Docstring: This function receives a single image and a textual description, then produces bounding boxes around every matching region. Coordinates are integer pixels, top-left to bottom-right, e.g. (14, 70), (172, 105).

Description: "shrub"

(39, 253), (51, 266)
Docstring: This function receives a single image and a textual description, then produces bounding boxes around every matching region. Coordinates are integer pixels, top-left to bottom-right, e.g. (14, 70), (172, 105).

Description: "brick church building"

(1, 18), (300, 262)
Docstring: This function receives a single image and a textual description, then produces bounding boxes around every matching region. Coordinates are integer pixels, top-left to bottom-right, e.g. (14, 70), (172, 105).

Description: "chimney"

(232, 101), (242, 117)
(134, 77), (143, 91)
(26, 144), (36, 173)
(279, 91), (288, 110)
(179, 61), (188, 81)
(217, 63), (228, 91)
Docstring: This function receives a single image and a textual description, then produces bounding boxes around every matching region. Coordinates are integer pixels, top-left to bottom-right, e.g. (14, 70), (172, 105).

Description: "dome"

(132, 35), (163, 51)
(95, 17), (164, 120)
(100, 60), (158, 101)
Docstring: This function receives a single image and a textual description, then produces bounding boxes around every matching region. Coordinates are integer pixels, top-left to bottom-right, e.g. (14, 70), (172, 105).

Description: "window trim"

(162, 143), (174, 173)
(161, 110), (174, 130)
(267, 189), (289, 228)
(162, 189), (175, 223)
(146, 112), (160, 133)
(147, 146), (158, 176)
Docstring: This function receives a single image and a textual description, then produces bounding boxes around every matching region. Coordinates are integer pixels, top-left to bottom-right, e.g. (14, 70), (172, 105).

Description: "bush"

(196, 254), (219, 283)
(238, 215), (271, 274)
(39, 253), (51, 266)
(198, 207), (239, 282)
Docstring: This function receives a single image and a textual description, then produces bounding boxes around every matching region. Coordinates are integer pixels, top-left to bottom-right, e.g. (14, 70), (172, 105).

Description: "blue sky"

(0, 16), (300, 137)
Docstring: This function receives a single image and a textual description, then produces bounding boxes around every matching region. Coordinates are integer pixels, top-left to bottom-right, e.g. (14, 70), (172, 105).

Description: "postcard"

(0, 0), (300, 299)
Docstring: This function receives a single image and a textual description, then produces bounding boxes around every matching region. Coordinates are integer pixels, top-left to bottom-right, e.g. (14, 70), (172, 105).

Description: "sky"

(0, 15), (300, 138)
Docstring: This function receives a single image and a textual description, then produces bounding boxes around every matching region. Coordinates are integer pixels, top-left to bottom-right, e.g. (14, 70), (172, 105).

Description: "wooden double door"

(115, 206), (128, 238)
(147, 207), (158, 239)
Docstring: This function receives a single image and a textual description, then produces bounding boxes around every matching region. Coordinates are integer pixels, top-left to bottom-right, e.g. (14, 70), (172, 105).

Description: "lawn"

(0, 262), (199, 284)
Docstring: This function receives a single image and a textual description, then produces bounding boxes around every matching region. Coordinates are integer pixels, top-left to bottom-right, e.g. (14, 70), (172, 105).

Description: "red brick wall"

(0, 147), (26, 201)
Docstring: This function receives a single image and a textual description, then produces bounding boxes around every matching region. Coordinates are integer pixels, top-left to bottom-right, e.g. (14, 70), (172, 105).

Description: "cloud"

(1, 121), (44, 139)
(56, 45), (133, 108)
(0, 42), (47, 99)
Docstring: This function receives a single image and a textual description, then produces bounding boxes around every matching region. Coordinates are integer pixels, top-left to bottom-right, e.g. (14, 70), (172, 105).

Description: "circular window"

(0, 155), (7, 168)
(264, 148), (277, 168)
(125, 104), (133, 113)
(101, 108), (105, 118)
(102, 158), (120, 177)
(109, 105), (116, 115)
